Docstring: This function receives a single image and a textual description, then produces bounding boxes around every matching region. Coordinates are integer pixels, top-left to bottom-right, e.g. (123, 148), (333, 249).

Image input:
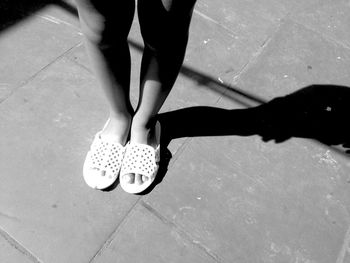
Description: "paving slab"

(290, 0), (350, 48)
(184, 8), (278, 89)
(2, 0), (350, 262)
(193, 0), (322, 32)
(92, 203), (217, 263)
(185, 0), (323, 86)
(0, 3), (82, 102)
(0, 57), (141, 263)
(144, 125), (350, 263)
(142, 9), (350, 263)
(231, 19), (350, 101)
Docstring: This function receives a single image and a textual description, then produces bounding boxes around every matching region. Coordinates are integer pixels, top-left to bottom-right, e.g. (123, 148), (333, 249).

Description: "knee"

(81, 20), (106, 45)
(139, 17), (190, 54)
(75, 1), (107, 44)
(75, 0), (133, 46)
(142, 28), (189, 56)
(138, 0), (193, 52)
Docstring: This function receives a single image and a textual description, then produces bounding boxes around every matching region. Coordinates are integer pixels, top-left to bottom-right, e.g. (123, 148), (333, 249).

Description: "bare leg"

(124, 0), (196, 185)
(75, 0), (135, 144)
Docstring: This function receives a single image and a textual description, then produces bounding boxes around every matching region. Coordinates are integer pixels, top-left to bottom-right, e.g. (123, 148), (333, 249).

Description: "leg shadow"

(135, 84), (350, 193)
(158, 84), (350, 154)
(0, 0), (78, 34)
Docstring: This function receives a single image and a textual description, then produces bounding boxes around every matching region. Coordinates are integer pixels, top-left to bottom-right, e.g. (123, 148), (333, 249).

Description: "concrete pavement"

(1, 0), (350, 262)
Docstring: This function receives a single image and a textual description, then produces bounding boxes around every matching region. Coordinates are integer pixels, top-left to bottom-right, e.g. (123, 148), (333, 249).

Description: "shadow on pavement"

(158, 84), (350, 155)
(0, 0), (46, 31)
(128, 40), (266, 108)
(142, 84), (350, 194)
(0, 0), (78, 32)
(2, 2), (349, 193)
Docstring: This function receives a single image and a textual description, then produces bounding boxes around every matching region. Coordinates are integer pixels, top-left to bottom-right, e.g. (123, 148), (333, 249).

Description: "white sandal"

(120, 121), (161, 194)
(83, 120), (126, 189)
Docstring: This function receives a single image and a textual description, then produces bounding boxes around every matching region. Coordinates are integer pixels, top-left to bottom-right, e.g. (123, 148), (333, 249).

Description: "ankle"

(131, 114), (156, 130)
(109, 111), (132, 123)
(100, 112), (132, 145)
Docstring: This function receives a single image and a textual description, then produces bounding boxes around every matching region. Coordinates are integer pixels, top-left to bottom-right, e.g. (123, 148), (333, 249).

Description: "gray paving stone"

(291, 0), (350, 48)
(2, 1), (350, 262)
(185, 0), (323, 85)
(193, 0), (321, 34)
(0, 233), (34, 263)
(184, 13), (249, 85)
(93, 203), (217, 263)
(232, 19), (350, 101)
(0, 4), (82, 102)
(189, 1), (283, 74)
(0, 57), (140, 263)
(144, 129), (350, 262)
(143, 17), (350, 261)
(0, 0), (79, 29)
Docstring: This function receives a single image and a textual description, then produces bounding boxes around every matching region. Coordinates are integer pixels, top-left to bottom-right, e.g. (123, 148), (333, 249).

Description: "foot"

(100, 114), (131, 145)
(83, 114), (132, 189)
(122, 119), (158, 186)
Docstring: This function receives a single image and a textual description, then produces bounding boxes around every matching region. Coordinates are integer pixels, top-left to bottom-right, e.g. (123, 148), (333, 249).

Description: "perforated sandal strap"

(121, 142), (160, 179)
(88, 133), (125, 174)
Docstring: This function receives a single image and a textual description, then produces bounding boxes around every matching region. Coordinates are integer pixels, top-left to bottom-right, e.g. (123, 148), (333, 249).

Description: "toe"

(123, 173), (134, 184)
(134, 174), (143, 185)
(142, 175), (148, 182)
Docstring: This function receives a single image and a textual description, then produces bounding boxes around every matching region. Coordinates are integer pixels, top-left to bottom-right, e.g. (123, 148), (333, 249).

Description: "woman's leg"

(75, 0), (135, 144)
(125, 0), (196, 184)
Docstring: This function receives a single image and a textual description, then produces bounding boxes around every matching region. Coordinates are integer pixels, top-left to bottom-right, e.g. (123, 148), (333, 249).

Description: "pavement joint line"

(290, 18), (350, 52)
(140, 200), (223, 263)
(88, 136), (213, 262)
(88, 137), (197, 261)
(214, 17), (286, 106)
(209, 17), (350, 159)
(1, 3), (349, 262)
(127, 40), (265, 106)
(88, 197), (142, 263)
(63, 41), (94, 73)
(231, 18), (287, 87)
(128, 39), (265, 108)
(0, 225), (43, 263)
(24, 41), (83, 82)
(213, 78), (264, 108)
(0, 41), (82, 106)
(285, 0), (350, 52)
(167, 137), (194, 166)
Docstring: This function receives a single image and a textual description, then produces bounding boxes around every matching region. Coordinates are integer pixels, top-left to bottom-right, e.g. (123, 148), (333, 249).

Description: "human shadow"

(0, 0), (77, 33)
(0, 0), (49, 32)
(3, 3), (348, 194)
(139, 84), (350, 194)
(158, 84), (350, 152)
